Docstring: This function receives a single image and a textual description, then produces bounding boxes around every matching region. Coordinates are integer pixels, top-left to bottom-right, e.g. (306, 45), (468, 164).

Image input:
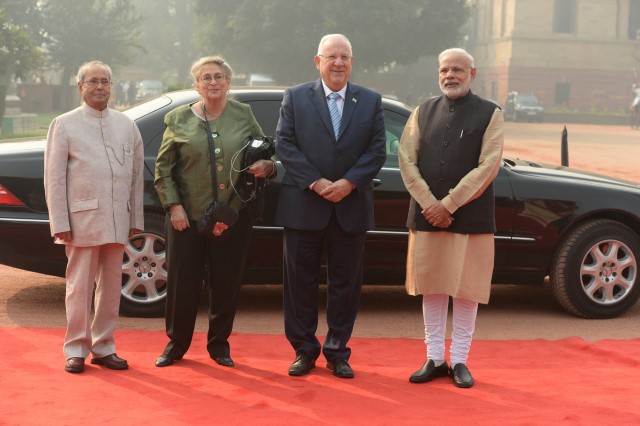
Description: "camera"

(242, 136), (275, 172)
(240, 136), (276, 222)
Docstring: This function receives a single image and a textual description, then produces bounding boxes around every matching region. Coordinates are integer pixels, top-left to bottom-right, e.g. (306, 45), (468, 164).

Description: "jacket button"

(440, 160), (446, 164)
(446, 123), (451, 128)
(214, 148), (221, 154)
(217, 165), (223, 171)
(438, 178), (444, 183)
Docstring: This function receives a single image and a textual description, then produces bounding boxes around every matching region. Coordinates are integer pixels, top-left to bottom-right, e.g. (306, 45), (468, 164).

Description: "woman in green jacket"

(153, 56), (276, 368)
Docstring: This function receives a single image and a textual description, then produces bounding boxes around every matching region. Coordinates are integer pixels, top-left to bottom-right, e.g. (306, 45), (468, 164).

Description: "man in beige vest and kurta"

(399, 48), (504, 388)
(44, 60), (144, 373)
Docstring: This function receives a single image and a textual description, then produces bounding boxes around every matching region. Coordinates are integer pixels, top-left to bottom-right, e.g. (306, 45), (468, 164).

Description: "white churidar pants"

(422, 294), (478, 366)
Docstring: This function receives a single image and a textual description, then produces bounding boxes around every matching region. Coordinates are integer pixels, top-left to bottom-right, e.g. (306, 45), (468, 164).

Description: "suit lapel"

(339, 83), (358, 141)
(309, 80), (335, 140)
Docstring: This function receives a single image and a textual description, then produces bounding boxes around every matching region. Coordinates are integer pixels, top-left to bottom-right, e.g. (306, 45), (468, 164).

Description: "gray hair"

(317, 34), (353, 55)
(190, 56), (233, 82)
(438, 48), (475, 68)
(76, 61), (113, 82)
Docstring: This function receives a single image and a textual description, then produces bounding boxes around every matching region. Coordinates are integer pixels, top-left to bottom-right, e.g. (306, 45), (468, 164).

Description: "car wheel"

(119, 213), (167, 317)
(550, 219), (640, 318)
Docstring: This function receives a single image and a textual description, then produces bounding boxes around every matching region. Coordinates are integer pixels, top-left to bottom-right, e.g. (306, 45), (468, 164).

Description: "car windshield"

(123, 95), (171, 120)
(517, 94), (540, 106)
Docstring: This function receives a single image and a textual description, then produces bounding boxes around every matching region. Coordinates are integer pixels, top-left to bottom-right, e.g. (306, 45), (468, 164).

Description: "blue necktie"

(327, 92), (341, 139)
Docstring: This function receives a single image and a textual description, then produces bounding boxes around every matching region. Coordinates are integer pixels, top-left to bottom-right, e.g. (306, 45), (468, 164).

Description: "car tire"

(550, 219), (640, 319)
(119, 213), (167, 317)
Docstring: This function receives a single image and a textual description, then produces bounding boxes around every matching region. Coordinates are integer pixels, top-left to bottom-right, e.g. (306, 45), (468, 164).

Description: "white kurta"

(399, 106), (504, 304)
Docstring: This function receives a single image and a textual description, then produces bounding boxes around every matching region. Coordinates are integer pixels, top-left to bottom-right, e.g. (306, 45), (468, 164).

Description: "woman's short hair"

(190, 56), (233, 82)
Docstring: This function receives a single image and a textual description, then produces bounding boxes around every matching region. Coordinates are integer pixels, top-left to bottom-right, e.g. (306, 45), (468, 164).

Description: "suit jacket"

(44, 103), (145, 247)
(275, 79), (386, 233)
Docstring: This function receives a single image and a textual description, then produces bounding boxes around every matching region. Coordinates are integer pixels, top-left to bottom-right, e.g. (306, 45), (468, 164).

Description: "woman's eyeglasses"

(199, 74), (227, 84)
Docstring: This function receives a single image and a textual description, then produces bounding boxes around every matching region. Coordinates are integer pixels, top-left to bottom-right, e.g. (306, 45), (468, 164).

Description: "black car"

(504, 91), (544, 123)
(1, 89), (639, 319)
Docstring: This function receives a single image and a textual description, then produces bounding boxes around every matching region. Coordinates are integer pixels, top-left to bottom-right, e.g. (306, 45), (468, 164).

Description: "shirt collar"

(321, 81), (347, 100)
(81, 102), (111, 118)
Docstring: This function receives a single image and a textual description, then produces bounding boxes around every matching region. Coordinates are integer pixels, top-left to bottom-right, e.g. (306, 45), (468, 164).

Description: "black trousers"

(282, 213), (366, 362)
(161, 208), (252, 359)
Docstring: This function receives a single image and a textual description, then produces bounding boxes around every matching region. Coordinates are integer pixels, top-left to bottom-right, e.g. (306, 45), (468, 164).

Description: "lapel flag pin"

(352, 98), (357, 103)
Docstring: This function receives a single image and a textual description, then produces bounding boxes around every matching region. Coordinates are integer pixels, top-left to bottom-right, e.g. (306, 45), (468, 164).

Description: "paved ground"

(1, 121), (639, 342)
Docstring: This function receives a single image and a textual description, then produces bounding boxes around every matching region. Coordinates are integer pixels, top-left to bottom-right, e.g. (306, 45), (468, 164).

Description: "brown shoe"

(65, 357), (85, 373)
(91, 353), (128, 370)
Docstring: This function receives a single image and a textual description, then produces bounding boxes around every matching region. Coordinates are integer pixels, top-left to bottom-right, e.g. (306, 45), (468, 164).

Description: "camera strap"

(202, 106), (219, 203)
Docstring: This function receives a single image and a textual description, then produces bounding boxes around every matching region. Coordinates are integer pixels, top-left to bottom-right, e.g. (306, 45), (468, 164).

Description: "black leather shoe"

(90, 353), (128, 370)
(326, 359), (354, 379)
(155, 350), (183, 367)
(449, 363), (474, 388)
(213, 356), (235, 367)
(65, 357), (85, 373)
(409, 359), (449, 383)
(288, 353), (315, 376)
(155, 355), (176, 367)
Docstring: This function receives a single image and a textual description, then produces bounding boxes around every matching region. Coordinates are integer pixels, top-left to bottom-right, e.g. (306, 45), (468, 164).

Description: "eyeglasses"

(199, 73), (227, 84)
(82, 79), (112, 87)
(318, 55), (352, 63)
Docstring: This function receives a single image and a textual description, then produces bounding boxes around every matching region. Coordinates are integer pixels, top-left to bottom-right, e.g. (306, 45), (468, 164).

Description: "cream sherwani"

(399, 106), (504, 304)
(44, 103), (144, 358)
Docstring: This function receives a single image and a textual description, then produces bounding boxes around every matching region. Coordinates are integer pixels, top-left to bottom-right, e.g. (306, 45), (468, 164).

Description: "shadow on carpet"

(1, 327), (639, 425)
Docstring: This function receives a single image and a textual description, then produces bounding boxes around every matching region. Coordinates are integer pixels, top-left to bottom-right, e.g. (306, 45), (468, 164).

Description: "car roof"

(158, 87), (413, 113)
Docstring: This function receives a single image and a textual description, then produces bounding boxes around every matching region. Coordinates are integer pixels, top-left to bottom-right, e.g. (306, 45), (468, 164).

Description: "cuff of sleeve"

(441, 196), (458, 214)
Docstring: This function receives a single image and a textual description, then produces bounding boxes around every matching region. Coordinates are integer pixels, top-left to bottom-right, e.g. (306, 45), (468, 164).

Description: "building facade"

(467, 0), (640, 112)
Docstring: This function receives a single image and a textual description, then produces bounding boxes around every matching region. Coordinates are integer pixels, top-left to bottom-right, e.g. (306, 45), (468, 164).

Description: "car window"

(383, 110), (407, 168)
(244, 100), (281, 140)
(243, 98), (408, 168)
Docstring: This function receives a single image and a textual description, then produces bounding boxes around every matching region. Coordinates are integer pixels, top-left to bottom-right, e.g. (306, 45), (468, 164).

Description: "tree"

(39, 0), (143, 110)
(129, 0), (198, 87)
(194, 0), (470, 85)
(0, 4), (42, 126)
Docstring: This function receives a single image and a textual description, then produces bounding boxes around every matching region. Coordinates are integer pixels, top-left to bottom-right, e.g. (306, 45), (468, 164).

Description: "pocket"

(70, 198), (99, 213)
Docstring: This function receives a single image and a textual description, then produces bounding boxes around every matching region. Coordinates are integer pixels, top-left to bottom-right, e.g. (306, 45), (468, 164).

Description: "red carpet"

(1, 328), (639, 425)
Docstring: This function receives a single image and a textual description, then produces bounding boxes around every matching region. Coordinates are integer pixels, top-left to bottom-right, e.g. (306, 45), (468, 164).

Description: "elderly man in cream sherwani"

(44, 61), (144, 373)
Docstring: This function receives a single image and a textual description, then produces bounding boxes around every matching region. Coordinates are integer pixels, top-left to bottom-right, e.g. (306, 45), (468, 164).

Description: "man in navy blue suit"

(275, 34), (386, 379)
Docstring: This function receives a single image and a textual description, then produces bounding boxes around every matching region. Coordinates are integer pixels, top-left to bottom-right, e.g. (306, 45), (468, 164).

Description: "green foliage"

(40, 0), (144, 75)
(129, 0), (199, 86)
(194, 0), (470, 85)
(0, 6), (42, 79)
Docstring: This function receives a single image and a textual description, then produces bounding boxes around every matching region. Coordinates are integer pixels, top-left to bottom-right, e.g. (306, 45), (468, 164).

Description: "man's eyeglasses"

(82, 79), (112, 87)
(318, 55), (352, 63)
(199, 74), (227, 84)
